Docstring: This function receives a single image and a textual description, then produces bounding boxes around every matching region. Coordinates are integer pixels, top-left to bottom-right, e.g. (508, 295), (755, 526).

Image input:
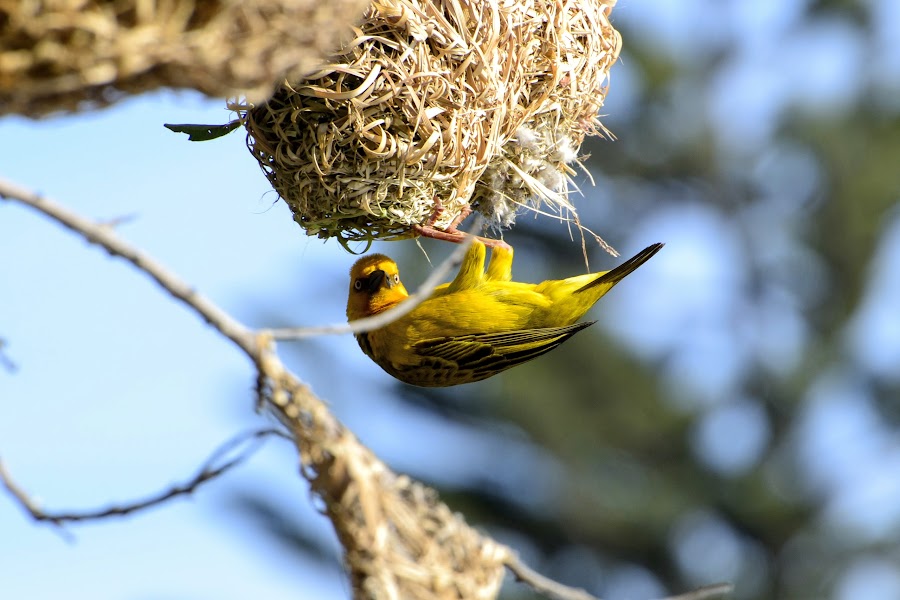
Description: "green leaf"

(163, 120), (242, 141)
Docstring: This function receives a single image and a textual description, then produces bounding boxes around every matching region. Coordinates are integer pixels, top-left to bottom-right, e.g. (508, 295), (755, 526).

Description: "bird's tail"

(576, 243), (665, 293)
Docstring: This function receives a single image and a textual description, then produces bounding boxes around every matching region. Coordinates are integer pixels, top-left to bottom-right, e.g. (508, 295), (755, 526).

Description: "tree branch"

(0, 177), (479, 344)
(505, 553), (598, 600)
(505, 552), (733, 600)
(266, 217), (479, 339)
(0, 428), (284, 527)
(662, 584), (734, 600)
(0, 338), (17, 373)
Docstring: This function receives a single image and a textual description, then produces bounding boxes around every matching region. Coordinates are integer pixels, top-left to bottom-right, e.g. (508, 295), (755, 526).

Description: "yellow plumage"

(346, 241), (663, 387)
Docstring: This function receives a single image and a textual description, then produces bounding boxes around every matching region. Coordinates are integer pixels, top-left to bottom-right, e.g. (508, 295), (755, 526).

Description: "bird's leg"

(485, 242), (514, 282)
(446, 203), (472, 230)
(413, 199), (510, 250)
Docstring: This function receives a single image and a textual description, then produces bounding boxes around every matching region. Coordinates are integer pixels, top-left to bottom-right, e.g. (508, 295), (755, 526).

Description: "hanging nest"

(314, 443), (510, 599)
(241, 0), (621, 245)
(0, 0), (370, 117)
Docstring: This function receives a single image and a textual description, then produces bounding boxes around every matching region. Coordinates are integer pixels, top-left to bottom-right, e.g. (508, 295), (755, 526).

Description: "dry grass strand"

(0, 0), (370, 116)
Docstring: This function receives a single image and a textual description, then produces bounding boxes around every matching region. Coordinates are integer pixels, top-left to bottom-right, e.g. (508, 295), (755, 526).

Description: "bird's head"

(346, 253), (410, 321)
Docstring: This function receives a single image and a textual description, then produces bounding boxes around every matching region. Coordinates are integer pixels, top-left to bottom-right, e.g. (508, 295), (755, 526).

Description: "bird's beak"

(366, 270), (386, 292)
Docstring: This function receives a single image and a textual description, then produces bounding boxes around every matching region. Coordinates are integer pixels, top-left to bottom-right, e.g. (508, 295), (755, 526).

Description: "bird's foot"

(413, 200), (510, 250)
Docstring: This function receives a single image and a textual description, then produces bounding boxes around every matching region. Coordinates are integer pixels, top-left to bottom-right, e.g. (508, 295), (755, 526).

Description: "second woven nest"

(242, 0), (621, 245)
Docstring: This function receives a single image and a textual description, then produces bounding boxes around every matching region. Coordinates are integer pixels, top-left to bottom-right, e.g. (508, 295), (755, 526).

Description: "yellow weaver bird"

(346, 240), (663, 387)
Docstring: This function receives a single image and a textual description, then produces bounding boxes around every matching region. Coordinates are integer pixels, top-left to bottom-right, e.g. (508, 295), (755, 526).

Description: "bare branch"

(0, 428), (284, 527)
(266, 216), (481, 340)
(505, 553), (599, 600)
(0, 176), (473, 343)
(96, 212), (140, 229)
(505, 553), (734, 600)
(0, 338), (17, 373)
(661, 583), (734, 600)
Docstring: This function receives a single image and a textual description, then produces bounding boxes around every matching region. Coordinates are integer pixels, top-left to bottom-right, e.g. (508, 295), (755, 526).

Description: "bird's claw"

(413, 200), (510, 250)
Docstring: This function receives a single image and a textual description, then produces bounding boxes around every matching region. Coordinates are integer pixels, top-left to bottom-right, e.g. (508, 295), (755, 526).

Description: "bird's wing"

(409, 321), (595, 385)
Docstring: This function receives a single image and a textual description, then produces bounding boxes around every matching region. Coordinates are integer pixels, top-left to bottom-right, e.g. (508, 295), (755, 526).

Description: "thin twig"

(661, 583), (734, 600)
(0, 177), (473, 342)
(505, 554), (599, 600)
(505, 554), (734, 600)
(0, 428), (285, 527)
(97, 212), (140, 229)
(0, 178), (259, 358)
(266, 215), (481, 339)
(0, 338), (17, 373)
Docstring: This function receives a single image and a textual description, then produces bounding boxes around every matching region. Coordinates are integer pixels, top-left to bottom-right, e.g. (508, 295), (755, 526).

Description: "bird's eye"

(354, 279), (363, 291)
(393, 274), (400, 284)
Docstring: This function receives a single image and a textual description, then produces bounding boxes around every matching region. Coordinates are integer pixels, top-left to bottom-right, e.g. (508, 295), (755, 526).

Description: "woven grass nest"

(242, 0), (621, 246)
(0, 0), (370, 117)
